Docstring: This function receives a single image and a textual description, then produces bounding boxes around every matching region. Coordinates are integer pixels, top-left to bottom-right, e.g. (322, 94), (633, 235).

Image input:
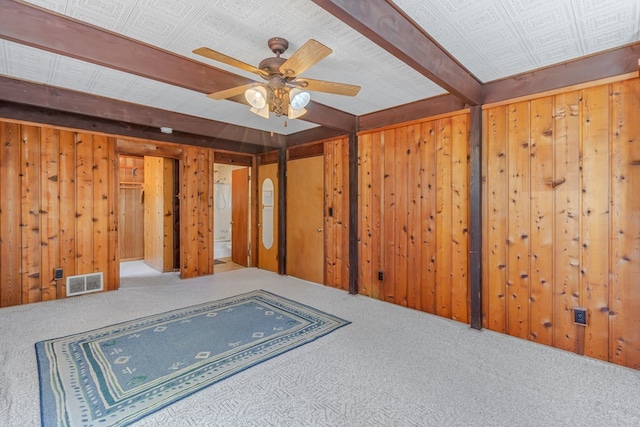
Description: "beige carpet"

(1, 263), (639, 426)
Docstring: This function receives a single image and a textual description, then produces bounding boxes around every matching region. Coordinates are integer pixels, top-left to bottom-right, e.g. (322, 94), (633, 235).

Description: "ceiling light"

(289, 88), (310, 110)
(245, 86), (267, 109)
(287, 106), (307, 119)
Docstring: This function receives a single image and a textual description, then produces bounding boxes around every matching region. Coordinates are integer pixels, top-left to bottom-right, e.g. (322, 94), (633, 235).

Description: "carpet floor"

(1, 263), (639, 426)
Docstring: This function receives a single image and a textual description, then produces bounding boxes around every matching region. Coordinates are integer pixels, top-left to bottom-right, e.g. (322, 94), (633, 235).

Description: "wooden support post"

(348, 132), (358, 295)
(278, 147), (287, 275)
(469, 105), (483, 330)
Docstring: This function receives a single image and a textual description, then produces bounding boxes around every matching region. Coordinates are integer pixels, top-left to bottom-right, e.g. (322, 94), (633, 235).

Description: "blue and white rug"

(36, 290), (350, 427)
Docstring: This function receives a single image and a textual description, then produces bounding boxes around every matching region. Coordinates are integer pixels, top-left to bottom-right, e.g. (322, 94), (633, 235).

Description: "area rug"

(35, 290), (350, 427)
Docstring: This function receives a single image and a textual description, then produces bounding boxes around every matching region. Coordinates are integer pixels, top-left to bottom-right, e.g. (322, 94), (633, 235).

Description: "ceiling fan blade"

(279, 39), (332, 77)
(291, 78), (361, 96)
(193, 47), (267, 78)
(207, 83), (260, 100)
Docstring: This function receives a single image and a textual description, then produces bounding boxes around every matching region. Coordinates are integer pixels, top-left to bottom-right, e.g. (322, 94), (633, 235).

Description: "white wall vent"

(66, 272), (104, 297)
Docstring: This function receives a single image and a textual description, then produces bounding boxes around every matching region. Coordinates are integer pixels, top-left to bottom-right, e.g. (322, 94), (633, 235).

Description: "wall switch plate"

(574, 307), (587, 326)
(54, 268), (64, 280)
(378, 271), (384, 281)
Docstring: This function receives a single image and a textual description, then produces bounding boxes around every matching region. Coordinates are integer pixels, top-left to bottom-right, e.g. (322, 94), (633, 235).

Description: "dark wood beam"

(286, 127), (348, 148)
(482, 42), (640, 104)
(0, 0), (250, 94)
(0, 76), (284, 148)
(469, 105), (482, 330)
(277, 148), (287, 275)
(348, 132), (358, 295)
(1, 0), (356, 132)
(359, 94), (466, 131)
(312, 0), (482, 105)
(0, 101), (264, 154)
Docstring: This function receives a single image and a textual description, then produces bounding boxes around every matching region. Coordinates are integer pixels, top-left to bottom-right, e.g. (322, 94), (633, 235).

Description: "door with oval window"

(258, 163), (278, 273)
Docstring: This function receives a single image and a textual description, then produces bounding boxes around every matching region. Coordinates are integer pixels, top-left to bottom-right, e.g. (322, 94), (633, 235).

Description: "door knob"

(316, 227), (323, 232)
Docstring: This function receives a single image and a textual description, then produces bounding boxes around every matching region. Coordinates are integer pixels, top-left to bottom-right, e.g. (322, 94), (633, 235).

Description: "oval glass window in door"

(261, 178), (274, 250)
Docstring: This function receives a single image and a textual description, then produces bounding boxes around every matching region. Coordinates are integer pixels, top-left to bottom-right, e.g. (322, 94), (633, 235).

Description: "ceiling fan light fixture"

(287, 105), (307, 119)
(250, 104), (270, 119)
(289, 88), (311, 110)
(245, 85), (267, 109)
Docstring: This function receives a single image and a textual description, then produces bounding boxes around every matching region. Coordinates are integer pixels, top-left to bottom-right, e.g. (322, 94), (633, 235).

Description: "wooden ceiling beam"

(0, 101), (266, 154)
(482, 42), (640, 104)
(358, 94), (466, 131)
(312, 0), (482, 105)
(0, 0), (356, 133)
(0, 76), (283, 149)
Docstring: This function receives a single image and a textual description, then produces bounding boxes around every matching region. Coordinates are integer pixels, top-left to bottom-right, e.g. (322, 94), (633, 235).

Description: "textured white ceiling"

(1, 0), (639, 135)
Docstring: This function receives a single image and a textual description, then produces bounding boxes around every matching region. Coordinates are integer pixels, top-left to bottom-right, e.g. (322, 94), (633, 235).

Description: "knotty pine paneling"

(325, 137), (350, 291)
(0, 122), (119, 307)
(482, 77), (640, 369)
(358, 113), (470, 319)
(0, 120), (217, 307)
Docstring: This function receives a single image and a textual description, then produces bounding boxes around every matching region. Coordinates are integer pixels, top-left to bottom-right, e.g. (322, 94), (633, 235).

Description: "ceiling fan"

(193, 37), (360, 119)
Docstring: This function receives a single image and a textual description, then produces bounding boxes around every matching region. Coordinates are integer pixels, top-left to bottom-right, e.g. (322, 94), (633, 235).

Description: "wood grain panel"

(528, 97), (555, 345)
(610, 79), (640, 369)
(356, 134), (371, 295)
(75, 133), (94, 276)
(420, 120), (437, 314)
(482, 77), (640, 368)
(406, 124), (422, 310)
(553, 91), (582, 353)
(580, 85), (610, 360)
(451, 115), (469, 322)
(435, 118), (453, 318)
(394, 126), (409, 307)
(231, 167), (249, 267)
(40, 127), (59, 301)
(484, 107), (509, 332)
(92, 135), (110, 281)
(325, 137), (349, 291)
(257, 163), (278, 273)
(506, 102), (530, 339)
(21, 125), (41, 303)
(382, 129), (396, 302)
(58, 130), (75, 298)
(0, 122), (22, 307)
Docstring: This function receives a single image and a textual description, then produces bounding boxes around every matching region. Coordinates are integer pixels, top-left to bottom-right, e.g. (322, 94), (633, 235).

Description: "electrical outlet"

(378, 270), (384, 281)
(574, 308), (587, 326)
(54, 268), (64, 280)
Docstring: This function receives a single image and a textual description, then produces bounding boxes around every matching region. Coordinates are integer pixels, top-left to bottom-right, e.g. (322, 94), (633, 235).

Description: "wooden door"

(231, 168), (249, 267)
(287, 156), (324, 284)
(258, 163), (278, 273)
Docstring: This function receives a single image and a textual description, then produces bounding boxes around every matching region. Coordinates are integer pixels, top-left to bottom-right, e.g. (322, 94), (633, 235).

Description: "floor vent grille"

(66, 272), (104, 296)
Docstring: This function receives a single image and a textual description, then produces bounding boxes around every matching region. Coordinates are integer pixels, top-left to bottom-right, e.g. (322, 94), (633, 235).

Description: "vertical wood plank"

(420, 121), (437, 314)
(383, 129), (396, 302)
(485, 106), (508, 332)
(40, 127), (60, 301)
(21, 125), (41, 304)
(553, 91), (582, 353)
(107, 138), (119, 290)
(394, 127), (409, 307)
(610, 79), (640, 369)
(436, 117), (453, 318)
(325, 140), (337, 288)
(370, 132), (383, 300)
(407, 124), (422, 310)
(506, 102), (531, 339)
(357, 135), (372, 295)
(451, 114), (469, 322)
(93, 135), (109, 281)
(75, 133), (94, 275)
(343, 136), (352, 292)
(0, 122), (22, 307)
(181, 147), (197, 278)
(581, 85), (610, 361)
(529, 97), (555, 346)
(58, 130), (76, 298)
(334, 140), (345, 289)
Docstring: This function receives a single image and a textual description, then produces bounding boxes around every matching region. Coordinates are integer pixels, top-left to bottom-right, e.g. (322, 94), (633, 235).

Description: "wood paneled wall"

(482, 78), (640, 368)
(0, 121), (118, 307)
(180, 146), (214, 278)
(358, 114), (470, 320)
(324, 137), (350, 291)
